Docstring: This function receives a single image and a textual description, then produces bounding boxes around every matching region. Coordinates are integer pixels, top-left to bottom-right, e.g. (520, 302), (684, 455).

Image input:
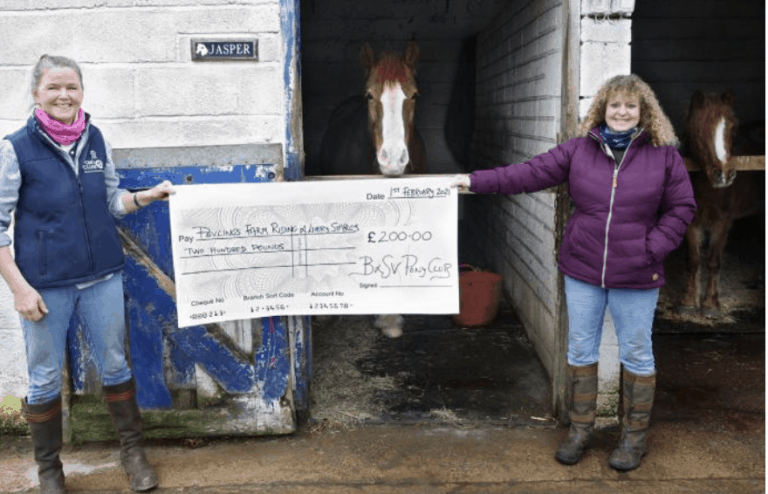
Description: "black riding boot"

(555, 363), (598, 465)
(104, 379), (158, 491)
(25, 396), (66, 494)
(608, 369), (656, 471)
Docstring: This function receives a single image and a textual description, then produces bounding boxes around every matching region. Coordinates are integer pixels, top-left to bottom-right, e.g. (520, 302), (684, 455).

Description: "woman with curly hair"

(453, 74), (696, 471)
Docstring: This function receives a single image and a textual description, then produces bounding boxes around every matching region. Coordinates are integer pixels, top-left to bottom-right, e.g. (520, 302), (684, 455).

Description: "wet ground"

(1, 211), (763, 493)
(309, 304), (765, 432)
(1, 310), (762, 493)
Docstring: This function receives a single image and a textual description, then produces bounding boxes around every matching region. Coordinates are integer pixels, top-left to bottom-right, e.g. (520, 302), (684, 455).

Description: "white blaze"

(714, 117), (728, 163)
(378, 83), (409, 175)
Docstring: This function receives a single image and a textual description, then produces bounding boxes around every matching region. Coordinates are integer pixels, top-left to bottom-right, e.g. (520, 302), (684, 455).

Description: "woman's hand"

(15, 285), (48, 322)
(129, 180), (175, 211)
(451, 174), (471, 193)
(144, 180), (175, 203)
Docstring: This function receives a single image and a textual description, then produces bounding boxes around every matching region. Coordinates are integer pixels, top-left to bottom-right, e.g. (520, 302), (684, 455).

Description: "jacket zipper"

(589, 130), (640, 288)
(40, 127), (95, 272)
(72, 142), (96, 272)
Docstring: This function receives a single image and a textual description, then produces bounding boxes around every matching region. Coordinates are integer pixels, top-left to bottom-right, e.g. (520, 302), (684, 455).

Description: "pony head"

(361, 41), (420, 176)
(685, 90), (739, 188)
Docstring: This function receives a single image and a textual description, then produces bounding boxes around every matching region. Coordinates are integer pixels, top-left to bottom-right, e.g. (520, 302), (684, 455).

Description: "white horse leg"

(374, 314), (404, 338)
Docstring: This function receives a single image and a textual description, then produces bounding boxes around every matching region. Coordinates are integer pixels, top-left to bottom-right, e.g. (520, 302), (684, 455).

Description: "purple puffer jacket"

(470, 127), (697, 289)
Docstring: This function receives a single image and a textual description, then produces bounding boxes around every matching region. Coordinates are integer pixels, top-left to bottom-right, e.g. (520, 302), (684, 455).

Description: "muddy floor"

(311, 310), (551, 428)
(1, 211), (762, 493)
(309, 212), (765, 430)
(309, 308), (765, 433)
(2, 309), (759, 493)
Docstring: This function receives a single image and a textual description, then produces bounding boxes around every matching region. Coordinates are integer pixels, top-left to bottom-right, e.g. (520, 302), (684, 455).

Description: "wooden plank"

(684, 155), (765, 171)
(303, 174), (476, 193)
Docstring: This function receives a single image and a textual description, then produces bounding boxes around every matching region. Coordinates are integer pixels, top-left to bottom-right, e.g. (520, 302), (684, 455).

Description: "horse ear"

(721, 90), (736, 106)
(360, 43), (375, 72)
(690, 90), (706, 108)
(404, 41), (420, 71)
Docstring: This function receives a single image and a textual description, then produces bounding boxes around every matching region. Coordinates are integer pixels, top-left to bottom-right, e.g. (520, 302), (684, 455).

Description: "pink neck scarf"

(34, 108), (87, 146)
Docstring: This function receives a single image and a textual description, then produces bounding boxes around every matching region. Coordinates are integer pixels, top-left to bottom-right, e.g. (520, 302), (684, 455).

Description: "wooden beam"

(684, 155), (765, 171)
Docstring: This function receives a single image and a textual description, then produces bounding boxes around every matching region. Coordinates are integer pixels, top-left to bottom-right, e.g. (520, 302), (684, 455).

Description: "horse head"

(685, 90), (739, 188)
(360, 41), (421, 176)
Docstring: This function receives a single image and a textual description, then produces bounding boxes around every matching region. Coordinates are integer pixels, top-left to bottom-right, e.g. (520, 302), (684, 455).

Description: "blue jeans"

(564, 275), (659, 376)
(22, 272), (132, 405)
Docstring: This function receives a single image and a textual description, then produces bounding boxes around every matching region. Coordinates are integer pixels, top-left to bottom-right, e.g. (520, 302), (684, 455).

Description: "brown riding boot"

(104, 379), (158, 492)
(25, 396), (66, 494)
(555, 363), (598, 465)
(608, 369), (656, 471)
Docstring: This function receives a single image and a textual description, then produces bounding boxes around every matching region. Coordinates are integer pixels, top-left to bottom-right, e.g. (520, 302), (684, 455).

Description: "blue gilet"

(6, 116), (124, 289)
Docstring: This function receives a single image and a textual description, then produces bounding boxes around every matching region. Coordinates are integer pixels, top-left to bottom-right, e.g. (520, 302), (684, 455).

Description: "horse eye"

(412, 92), (420, 100)
(366, 92), (374, 101)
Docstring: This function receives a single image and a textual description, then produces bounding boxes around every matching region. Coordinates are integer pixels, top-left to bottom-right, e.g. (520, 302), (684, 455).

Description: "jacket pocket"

(36, 230), (47, 279)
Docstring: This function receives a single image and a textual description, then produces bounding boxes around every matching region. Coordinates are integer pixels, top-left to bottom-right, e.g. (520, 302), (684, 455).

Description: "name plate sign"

(169, 177), (460, 327)
(191, 39), (258, 61)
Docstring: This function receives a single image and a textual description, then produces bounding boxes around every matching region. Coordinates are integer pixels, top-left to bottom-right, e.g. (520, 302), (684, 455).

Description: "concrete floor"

(1, 313), (763, 494)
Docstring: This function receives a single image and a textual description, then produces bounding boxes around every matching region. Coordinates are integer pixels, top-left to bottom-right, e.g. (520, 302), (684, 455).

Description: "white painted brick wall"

(580, 41), (632, 97)
(0, 222), (27, 402)
(0, 3), (284, 148)
(582, 0), (635, 16)
(470, 0), (564, 379)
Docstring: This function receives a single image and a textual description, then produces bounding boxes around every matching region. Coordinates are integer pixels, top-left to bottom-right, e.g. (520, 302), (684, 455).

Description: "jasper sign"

(191, 39), (258, 61)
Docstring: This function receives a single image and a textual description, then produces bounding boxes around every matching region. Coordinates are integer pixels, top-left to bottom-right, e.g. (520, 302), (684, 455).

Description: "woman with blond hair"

(453, 74), (696, 471)
(0, 55), (173, 493)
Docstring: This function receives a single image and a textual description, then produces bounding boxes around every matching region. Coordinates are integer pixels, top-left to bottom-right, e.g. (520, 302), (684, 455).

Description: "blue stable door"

(64, 155), (311, 441)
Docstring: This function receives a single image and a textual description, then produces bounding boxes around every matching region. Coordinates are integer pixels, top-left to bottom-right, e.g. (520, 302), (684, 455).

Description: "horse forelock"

(371, 54), (413, 89)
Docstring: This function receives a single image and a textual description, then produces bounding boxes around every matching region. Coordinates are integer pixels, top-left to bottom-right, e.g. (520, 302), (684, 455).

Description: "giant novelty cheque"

(169, 177), (459, 327)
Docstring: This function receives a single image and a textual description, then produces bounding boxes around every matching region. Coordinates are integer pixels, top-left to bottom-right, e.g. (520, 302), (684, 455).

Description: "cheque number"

(190, 310), (226, 321)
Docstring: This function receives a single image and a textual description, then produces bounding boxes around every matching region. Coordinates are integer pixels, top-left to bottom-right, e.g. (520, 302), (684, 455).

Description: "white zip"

(590, 129), (641, 288)
(601, 162), (619, 287)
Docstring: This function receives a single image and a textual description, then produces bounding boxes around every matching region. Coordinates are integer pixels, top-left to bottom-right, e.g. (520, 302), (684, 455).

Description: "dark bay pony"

(319, 42), (427, 337)
(319, 41), (426, 177)
(677, 90), (764, 318)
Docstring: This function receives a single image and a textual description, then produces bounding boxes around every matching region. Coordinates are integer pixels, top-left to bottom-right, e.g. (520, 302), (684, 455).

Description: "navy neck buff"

(599, 123), (637, 150)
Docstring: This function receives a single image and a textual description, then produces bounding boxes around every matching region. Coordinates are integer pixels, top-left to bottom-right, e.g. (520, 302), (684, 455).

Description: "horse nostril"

(399, 150), (408, 164)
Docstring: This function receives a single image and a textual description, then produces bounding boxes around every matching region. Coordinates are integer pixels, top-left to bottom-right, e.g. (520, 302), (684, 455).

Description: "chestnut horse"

(677, 90), (764, 318)
(319, 42), (427, 337)
(319, 41), (426, 177)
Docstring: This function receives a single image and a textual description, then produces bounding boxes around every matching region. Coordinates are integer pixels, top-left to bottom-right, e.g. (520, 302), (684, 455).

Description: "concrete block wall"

(579, 0), (632, 117)
(0, 0), (286, 406)
(0, 0), (285, 148)
(469, 0), (566, 380)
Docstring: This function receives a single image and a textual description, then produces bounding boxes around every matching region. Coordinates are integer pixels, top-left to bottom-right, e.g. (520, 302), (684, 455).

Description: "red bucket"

(452, 266), (503, 328)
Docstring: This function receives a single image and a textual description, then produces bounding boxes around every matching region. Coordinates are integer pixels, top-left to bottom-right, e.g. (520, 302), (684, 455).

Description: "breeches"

(22, 272), (132, 405)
